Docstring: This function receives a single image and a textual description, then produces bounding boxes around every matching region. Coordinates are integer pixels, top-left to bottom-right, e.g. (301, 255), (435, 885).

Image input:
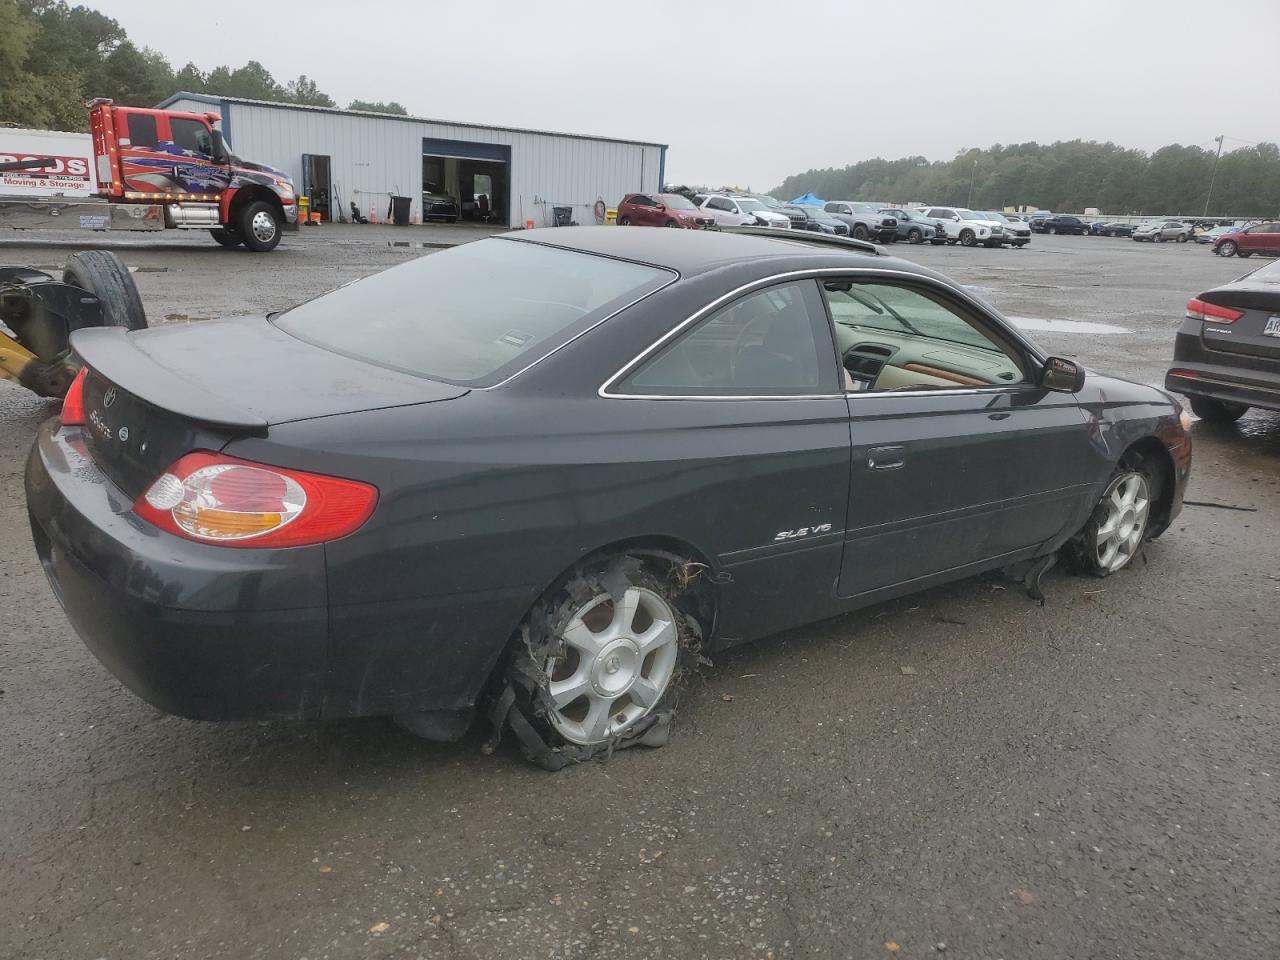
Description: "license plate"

(1265, 316), (1280, 338)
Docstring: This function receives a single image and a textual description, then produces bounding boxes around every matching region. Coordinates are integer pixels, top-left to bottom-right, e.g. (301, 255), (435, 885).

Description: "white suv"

(920, 207), (1004, 248)
(695, 194), (792, 229)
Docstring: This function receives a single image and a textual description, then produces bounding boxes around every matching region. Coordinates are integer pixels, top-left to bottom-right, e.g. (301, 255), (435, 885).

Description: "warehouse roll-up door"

(422, 137), (511, 227)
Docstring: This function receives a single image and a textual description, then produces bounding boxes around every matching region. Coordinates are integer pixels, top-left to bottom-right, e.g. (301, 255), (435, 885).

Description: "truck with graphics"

(1, 99), (297, 251)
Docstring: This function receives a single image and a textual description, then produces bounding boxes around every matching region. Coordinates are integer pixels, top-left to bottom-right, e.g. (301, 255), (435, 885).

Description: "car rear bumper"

(1166, 330), (1280, 410)
(26, 422), (329, 721)
(1165, 364), (1280, 412)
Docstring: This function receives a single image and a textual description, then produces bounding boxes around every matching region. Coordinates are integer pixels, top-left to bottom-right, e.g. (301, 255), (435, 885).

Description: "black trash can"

(389, 195), (412, 226)
(552, 205), (576, 227)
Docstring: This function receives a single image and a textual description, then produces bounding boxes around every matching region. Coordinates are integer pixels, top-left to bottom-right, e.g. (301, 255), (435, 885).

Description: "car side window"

(822, 280), (1028, 394)
(624, 280), (835, 396)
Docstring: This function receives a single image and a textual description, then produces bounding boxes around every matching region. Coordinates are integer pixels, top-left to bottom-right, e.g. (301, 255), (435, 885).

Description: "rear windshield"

(1247, 259), (1280, 283)
(274, 239), (672, 386)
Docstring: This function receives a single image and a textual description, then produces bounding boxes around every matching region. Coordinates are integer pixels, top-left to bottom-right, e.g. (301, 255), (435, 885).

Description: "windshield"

(756, 195), (783, 208)
(275, 239), (672, 386)
(981, 212), (1007, 222)
(955, 209), (981, 220)
(850, 203), (879, 214)
(734, 198), (766, 212)
(660, 194), (697, 210)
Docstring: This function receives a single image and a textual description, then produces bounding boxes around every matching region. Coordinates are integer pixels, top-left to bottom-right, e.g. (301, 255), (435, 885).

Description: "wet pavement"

(1, 229), (1277, 960)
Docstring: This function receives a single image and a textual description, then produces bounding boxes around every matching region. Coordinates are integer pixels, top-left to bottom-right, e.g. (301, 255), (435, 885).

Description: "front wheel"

(618, 215), (631, 225)
(907, 227), (923, 244)
(665, 219), (680, 228)
(852, 224), (869, 241)
(237, 201), (282, 252)
(1189, 395), (1248, 423)
(497, 554), (705, 769)
(1063, 458), (1157, 577)
(959, 229), (976, 247)
(209, 228), (242, 248)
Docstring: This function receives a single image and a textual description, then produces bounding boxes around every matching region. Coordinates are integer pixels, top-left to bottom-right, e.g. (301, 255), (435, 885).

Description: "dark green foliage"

(773, 140), (1280, 216)
(0, 0), (399, 130)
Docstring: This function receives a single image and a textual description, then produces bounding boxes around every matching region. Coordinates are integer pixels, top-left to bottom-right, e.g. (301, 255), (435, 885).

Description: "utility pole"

(1203, 135), (1224, 217)
(967, 156), (979, 208)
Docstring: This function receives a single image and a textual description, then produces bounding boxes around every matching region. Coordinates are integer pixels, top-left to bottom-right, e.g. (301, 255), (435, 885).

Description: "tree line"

(0, 0), (407, 132)
(770, 139), (1280, 217)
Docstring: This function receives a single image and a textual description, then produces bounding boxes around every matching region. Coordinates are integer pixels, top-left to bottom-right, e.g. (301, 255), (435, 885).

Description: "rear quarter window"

(274, 239), (673, 386)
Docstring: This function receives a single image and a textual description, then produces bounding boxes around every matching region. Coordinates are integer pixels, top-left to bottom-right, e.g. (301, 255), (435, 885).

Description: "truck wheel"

(852, 224), (869, 241)
(959, 229), (976, 247)
(210, 228), (242, 249)
(63, 251), (147, 332)
(237, 201), (282, 252)
(907, 227), (923, 243)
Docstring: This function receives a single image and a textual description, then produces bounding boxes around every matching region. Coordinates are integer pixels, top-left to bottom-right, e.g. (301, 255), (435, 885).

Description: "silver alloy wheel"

(1095, 472), (1151, 572)
(544, 586), (679, 745)
(250, 210), (278, 243)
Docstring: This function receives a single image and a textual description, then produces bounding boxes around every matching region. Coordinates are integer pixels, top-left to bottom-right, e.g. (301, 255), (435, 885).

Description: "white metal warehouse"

(156, 92), (667, 228)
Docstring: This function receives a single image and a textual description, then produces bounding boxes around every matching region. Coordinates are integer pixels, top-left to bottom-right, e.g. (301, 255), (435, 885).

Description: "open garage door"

(423, 138), (511, 227)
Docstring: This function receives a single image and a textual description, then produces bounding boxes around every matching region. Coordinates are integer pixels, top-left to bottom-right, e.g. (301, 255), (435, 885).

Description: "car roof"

(502, 225), (940, 279)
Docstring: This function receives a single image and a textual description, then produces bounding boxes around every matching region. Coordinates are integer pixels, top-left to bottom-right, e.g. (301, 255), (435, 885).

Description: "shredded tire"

(1062, 449), (1162, 577)
(486, 553), (710, 771)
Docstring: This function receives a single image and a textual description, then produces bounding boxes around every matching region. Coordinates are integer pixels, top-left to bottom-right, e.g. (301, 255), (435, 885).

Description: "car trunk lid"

(70, 319), (468, 498)
(1200, 282), (1280, 364)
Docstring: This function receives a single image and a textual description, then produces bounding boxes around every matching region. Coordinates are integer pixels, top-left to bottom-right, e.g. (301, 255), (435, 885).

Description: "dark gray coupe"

(26, 227), (1192, 767)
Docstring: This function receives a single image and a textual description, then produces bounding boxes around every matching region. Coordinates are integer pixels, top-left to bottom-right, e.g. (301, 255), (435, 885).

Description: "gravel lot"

(1, 227), (1277, 960)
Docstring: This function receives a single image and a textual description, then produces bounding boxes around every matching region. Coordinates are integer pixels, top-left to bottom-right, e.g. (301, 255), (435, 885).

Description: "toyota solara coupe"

(26, 227), (1192, 768)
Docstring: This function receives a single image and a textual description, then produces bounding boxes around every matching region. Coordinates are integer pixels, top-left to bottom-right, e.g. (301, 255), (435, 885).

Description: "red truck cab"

(87, 99), (296, 250)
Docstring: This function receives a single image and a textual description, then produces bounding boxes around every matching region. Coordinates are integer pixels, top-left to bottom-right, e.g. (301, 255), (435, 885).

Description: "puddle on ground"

(1006, 316), (1127, 335)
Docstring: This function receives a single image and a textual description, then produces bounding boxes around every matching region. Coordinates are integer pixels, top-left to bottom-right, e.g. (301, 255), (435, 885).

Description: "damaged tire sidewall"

(502, 553), (709, 768)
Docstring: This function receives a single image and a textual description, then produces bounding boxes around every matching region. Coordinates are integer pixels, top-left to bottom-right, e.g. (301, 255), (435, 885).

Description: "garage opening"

(301, 153), (332, 221)
(422, 137), (510, 226)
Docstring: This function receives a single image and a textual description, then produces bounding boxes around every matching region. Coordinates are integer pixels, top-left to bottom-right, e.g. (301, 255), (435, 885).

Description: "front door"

(820, 277), (1096, 599)
(1242, 221), (1280, 255)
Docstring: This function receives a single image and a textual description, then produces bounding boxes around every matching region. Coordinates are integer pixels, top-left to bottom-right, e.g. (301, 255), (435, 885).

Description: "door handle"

(867, 445), (906, 470)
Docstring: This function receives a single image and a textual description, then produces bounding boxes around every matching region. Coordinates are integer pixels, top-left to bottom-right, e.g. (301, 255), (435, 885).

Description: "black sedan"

(779, 204), (851, 235)
(1166, 257), (1280, 423)
(1090, 221), (1135, 237)
(1032, 215), (1091, 235)
(27, 227), (1192, 767)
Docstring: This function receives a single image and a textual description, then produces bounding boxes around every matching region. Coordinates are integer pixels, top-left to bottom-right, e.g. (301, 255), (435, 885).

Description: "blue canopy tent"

(789, 192), (826, 206)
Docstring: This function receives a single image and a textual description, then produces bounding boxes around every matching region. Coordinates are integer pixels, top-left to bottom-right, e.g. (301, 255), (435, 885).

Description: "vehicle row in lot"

(27, 226), (1191, 766)
(917, 206), (1007, 247)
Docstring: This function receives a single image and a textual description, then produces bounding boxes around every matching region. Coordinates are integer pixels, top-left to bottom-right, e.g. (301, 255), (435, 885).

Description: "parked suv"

(1212, 221), (1280, 258)
(823, 201), (897, 242)
(618, 193), (714, 228)
(920, 207), (1003, 247)
(694, 194), (792, 229)
(879, 207), (943, 244)
(979, 211), (1031, 247)
(1133, 219), (1191, 243)
(779, 205), (850, 235)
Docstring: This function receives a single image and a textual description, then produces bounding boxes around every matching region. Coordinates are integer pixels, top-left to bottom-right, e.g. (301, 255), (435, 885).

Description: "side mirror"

(1040, 356), (1085, 392)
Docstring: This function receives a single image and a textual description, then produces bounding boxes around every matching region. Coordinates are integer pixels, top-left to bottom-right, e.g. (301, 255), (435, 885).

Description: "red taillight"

(60, 368), (88, 426)
(133, 451), (378, 548)
(1186, 297), (1244, 324)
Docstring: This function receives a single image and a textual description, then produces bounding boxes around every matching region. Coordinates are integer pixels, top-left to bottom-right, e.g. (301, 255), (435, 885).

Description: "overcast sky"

(98, 0), (1277, 190)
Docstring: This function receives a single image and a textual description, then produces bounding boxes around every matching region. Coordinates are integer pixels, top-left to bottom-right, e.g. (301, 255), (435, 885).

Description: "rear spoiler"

(70, 327), (269, 432)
